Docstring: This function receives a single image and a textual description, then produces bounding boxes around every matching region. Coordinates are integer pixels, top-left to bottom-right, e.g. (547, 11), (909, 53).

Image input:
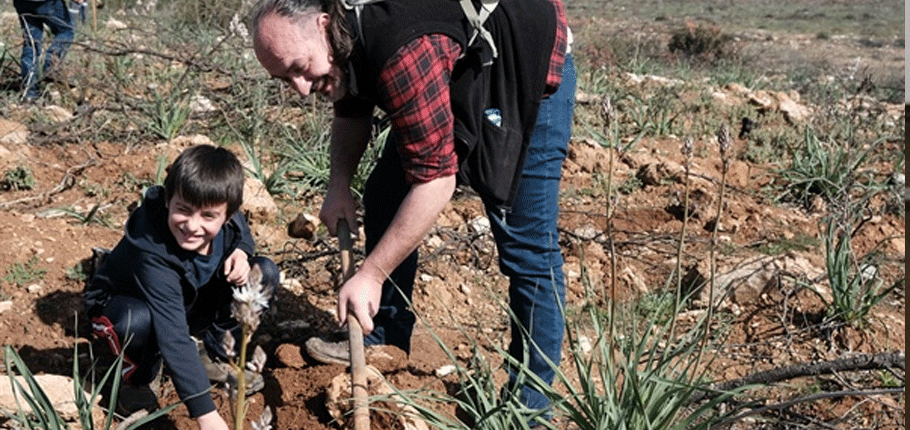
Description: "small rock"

(189, 95), (216, 113)
(0, 119), (28, 145)
(275, 343), (306, 368)
(470, 216), (490, 234)
(0, 301), (12, 313)
(435, 364), (457, 377)
(43, 105), (73, 122)
(576, 335), (592, 355)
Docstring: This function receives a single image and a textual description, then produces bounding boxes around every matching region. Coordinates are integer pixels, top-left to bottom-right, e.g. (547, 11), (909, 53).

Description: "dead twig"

(690, 351), (905, 404)
(723, 387), (904, 425)
(0, 159), (96, 210)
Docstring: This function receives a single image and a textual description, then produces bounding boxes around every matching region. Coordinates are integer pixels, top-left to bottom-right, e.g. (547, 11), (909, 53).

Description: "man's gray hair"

(248, 0), (355, 65)
(248, 0), (324, 33)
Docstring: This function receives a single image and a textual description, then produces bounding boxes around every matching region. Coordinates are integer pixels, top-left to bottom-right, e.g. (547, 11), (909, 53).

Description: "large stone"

(0, 373), (103, 427)
(685, 255), (827, 308)
(243, 175), (278, 223)
(0, 119), (28, 145)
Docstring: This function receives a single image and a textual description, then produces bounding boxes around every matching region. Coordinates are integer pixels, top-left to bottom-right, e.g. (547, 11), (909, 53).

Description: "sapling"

(223, 264), (274, 430)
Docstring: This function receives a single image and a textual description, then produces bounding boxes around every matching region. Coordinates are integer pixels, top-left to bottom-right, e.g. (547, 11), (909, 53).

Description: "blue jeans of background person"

(362, 54), (576, 414)
(13, 0), (74, 100)
(92, 256), (280, 385)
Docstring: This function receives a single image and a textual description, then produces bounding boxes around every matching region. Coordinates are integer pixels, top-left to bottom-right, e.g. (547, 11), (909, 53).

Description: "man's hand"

(319, 184), (358, 237)
(223, 249), (251, 285)
(196, 410), (229, 430)
(336, 271), (382, 334)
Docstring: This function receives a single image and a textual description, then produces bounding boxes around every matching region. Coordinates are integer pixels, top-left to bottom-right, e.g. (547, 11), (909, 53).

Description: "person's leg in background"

(486, 53), (577, 417)
(39, 0), (75, 81)
(13, 0), (46, 101)
(12, 0), (73, 101)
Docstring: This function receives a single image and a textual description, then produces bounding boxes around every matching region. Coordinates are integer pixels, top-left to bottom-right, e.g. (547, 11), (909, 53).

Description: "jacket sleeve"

(133, 251), (216, 418)
(231, 210), (256, 257)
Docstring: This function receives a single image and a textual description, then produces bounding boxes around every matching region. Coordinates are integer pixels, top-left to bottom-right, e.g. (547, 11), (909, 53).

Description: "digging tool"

(337, 219), (369, 430)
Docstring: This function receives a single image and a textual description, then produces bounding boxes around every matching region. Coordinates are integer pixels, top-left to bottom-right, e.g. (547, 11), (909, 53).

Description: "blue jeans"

(13, 0), (74, 99)
(362, 54), (576, 413)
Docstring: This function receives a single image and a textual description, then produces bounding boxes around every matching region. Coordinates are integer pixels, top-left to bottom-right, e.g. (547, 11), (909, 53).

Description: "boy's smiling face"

(166, 193), (228, 255)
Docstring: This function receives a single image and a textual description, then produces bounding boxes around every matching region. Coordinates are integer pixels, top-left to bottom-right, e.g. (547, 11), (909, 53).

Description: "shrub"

(2, 166), (36, 191)
(668, 22), (733, 61)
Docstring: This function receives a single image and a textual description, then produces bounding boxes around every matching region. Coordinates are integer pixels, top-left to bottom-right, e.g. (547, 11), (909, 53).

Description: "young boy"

(84, 144), (279, 430)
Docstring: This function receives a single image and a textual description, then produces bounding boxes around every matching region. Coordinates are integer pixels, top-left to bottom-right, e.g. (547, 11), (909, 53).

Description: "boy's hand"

(224, 249), (251, 285)
(196, 410), (229, 430)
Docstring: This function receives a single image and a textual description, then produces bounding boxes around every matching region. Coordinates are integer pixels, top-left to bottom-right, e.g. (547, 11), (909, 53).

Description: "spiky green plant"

(777, 126), (876, 207)
(820, 212), (901, 327)
(2, 341), (179, 430)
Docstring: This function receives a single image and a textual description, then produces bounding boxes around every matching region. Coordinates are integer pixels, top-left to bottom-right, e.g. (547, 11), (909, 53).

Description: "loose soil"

(0, 2), (904, 429)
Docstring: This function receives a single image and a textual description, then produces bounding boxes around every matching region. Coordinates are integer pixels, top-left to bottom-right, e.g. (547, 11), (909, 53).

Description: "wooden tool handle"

(337, 219), (369, 430)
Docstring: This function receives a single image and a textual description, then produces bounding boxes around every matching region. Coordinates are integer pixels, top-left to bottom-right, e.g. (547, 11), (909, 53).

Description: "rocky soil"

(0, 2), (904, 429)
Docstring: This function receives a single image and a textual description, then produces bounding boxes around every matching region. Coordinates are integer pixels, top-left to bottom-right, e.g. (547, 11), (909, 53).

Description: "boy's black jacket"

(84, 185), (255, 418)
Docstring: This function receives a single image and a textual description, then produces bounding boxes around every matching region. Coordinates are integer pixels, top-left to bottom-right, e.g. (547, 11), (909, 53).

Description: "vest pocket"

(458, 116), (523, 209)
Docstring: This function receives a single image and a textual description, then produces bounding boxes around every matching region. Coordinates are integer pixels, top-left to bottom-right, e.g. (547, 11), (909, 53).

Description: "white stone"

(0, 374), (102, 425)
(435, 365), (457, 377)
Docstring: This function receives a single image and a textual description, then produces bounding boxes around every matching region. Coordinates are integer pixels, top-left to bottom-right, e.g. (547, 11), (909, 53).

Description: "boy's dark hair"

(164, 145), (245, 216)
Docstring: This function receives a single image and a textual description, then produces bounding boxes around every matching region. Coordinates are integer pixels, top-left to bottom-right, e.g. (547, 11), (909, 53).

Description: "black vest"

(347, 0), (557, 210)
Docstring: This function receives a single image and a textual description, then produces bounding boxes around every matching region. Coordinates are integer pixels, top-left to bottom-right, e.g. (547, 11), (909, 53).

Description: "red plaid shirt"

(343, 0), (569, 184)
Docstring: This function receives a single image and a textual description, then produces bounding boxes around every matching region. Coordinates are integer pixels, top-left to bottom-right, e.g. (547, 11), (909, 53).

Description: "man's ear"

(316, 12), (331, 31)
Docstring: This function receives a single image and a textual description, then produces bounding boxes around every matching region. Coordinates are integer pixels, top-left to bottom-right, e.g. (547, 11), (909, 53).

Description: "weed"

(81, 180), (110, 198)
(59, 203), (115, 228)
(776, 127), (876, 207)
(144, 89), (191, 141)
(2, 341), (178, 430)
(756, 234), (819, 256)
(2, 166), (36, 191)
(543, 287), (743, 430)
(617, 174), (643, 195)
(116, 171), (154, 194)
(821, 214), (899, 327)
(4, 256), (47, 287)
(668, 22), (734, 61)
(64, 263), (86, 282)
(241, 139), (294, 197)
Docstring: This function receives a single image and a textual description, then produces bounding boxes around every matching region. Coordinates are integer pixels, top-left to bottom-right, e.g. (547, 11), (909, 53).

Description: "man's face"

(166, 193), (228, 255)
(253, 11), (347, 102)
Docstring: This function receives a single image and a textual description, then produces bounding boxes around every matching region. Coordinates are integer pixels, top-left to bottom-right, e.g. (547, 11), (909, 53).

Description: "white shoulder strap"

(459, 0), (499, 62)
(343, 0), (500, 63)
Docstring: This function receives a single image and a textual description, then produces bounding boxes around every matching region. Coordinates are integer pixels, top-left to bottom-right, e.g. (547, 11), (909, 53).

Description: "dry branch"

(690, 351), (905, 404)
(725, 387), (905, 425)
(0, 160), (96, 210)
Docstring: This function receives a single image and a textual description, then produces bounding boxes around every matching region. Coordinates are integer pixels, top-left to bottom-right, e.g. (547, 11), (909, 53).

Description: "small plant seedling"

(1, 166), (35, 191)
(4, 256), (47, 287)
